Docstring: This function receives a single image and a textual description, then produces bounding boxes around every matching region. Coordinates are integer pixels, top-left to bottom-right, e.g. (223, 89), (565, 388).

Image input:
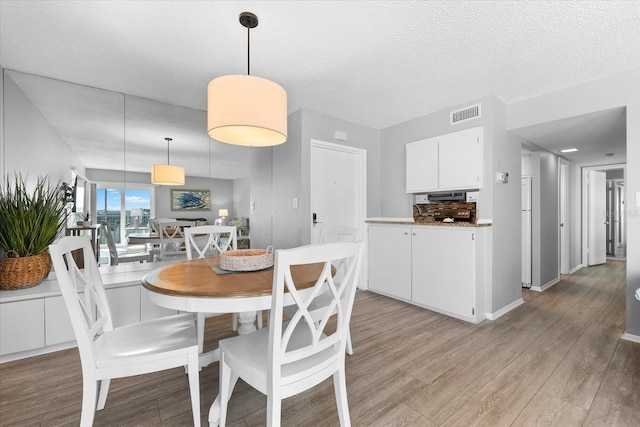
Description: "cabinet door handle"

(404, 232), (408, 235)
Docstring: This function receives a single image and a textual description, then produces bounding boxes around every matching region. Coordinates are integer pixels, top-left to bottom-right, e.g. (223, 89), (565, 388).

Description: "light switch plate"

(496, 171), (509, 183)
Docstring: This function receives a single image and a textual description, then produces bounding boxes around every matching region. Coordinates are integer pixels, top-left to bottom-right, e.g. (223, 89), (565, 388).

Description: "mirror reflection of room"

(2, 69), (254, 267)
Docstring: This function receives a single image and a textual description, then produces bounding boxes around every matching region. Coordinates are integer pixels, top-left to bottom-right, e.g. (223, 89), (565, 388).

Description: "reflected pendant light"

(151, 137), (185, 185)
(207, 12), (287, 147)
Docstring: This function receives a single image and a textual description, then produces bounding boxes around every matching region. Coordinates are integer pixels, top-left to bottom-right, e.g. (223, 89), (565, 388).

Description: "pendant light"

(151, 137), (185, 185)
(207, 12), (287, 147)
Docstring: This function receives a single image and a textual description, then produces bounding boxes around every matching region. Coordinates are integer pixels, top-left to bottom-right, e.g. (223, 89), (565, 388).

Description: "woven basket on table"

(219, 246), (274, 271)
(0, 250), (51, 290)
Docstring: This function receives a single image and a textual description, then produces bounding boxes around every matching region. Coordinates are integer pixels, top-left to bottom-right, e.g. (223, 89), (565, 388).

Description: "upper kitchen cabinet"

(406, 126), (483, 193)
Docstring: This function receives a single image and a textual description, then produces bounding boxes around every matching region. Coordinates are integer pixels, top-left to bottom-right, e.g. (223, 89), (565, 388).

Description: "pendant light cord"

(165, 137), (172, 165)
(247, 24), (251, 76)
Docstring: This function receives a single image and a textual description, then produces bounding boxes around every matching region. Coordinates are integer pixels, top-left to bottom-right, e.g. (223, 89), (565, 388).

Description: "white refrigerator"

(521, 177), (532, 288)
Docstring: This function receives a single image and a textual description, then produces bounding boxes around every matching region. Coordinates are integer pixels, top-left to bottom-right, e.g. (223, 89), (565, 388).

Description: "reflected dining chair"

(101, 221), (151, 266)
(49, 236), (201, 427)
(284, 224), (360, 355)
(157, 220), (193, 261)
(184, 225), (264, 346)
(217, 241), (364, 427)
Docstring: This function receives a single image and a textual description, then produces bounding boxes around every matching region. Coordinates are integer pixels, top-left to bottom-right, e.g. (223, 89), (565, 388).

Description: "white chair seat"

(221, 322), (337, 392)
(94, 313), (197, 369)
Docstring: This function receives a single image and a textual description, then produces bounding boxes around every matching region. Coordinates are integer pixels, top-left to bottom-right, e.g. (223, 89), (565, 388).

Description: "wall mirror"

(3, 68), (253, 269)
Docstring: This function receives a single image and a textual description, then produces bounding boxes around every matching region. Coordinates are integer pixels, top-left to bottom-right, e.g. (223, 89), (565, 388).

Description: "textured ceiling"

(1, 0), (639, 171)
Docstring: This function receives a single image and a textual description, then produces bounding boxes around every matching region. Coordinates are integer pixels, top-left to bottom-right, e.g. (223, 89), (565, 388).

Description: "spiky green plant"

(0, 174), (67, 257)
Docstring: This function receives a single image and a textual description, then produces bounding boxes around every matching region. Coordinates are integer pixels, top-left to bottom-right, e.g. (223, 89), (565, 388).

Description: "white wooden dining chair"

(217, 241), (364, 427)
(284, 224), (360, 355)
(158, 220), (193, 261)
(48, 236), (201, 427)
(148, 218), (175, 260)
(185, 225), (237, 259)
(184, 225), (262, 354)
(101, 221), (151, 266)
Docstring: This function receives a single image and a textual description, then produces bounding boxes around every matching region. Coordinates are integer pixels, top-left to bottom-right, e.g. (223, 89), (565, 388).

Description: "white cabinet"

(406, 126), (483, 193)
(368, 223), (486, 323)
(45, 295), (75, 346)
(411, 227), (476, 320)
(0, 299), (44, 355)
(141, 287), (177, 321)
(105, 285), (141, 328)
(406, 138), (438, 193)
(368, 225), (412, 300)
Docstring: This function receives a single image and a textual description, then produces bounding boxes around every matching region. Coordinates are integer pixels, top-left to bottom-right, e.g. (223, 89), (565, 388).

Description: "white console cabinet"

(406, 126), (483, 193)
(0, 261), (178, 362)
(368, 223), (487, 323)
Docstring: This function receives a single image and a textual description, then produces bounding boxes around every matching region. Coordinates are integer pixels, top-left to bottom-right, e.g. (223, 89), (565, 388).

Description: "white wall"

(2, 70), (85, 187)
(486, 97), (522, 312)
(248, 145), (274, 250)
(530, 151), (560, 289)
(0, 66), (5, 185)
(508, 68), (640, 338)
(272, 109), (303, 250)
(233, 177), (250, 219)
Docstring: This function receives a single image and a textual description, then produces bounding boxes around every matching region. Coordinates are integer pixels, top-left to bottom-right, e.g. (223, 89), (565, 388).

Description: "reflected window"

(96, 185), (153, 244)
(96, 187), (123, 244)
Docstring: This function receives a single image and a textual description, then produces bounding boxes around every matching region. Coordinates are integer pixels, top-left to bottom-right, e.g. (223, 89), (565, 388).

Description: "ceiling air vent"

(450, 103), (481, 125)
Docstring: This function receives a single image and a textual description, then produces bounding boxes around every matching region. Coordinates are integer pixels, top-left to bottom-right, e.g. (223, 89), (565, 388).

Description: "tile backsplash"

(413, 201), (477, 223)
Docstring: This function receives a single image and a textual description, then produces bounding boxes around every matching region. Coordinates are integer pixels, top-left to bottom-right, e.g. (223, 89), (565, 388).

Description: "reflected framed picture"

(170, 189), (211, 211)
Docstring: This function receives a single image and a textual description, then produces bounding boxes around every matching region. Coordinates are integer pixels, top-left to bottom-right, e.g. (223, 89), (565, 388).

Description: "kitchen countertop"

(366, 219), (492, 227)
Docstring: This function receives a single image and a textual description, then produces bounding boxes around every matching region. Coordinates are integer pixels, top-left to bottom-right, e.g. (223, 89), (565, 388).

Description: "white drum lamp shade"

(218, 209), (229, 218)
(151, 164), (185, 186)
(207, 75), (287, 147)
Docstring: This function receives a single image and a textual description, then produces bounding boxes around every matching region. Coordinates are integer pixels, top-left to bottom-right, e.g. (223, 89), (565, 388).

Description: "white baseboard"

(531, 277), (560, 293)
(486, 298), (524, 321)
(569, 264), (583, 274)
(0, 340), (76, 364)
(621, 332), (640, 344)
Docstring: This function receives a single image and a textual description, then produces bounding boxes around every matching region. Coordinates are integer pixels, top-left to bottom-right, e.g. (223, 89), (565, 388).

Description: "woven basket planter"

(219, 246), (274, 271)
(0, 251), (51, 290)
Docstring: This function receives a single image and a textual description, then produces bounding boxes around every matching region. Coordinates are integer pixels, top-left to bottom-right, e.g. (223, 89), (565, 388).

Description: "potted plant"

(77, 211), (91, 227)
(0, 174), (68, 290)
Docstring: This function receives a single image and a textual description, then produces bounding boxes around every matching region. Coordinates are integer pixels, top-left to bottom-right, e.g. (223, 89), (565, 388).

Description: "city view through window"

(96, 187), (151, 244)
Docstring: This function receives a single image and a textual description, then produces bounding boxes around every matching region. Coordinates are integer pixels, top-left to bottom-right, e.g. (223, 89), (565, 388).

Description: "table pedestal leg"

(237, 311), (258, 335)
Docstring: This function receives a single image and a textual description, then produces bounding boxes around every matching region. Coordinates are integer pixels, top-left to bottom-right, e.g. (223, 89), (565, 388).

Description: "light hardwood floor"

(1, 260), (638, 426)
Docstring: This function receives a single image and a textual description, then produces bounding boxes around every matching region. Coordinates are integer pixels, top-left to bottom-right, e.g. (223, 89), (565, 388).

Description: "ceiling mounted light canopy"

(151, 137), (185, 186)
(207, 12), (287, 147)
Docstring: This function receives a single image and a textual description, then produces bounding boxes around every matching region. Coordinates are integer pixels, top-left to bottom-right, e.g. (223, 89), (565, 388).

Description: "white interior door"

(559, 159), (569, 274)
(588, 170), (607, 265)
(311, 141), (366, 244)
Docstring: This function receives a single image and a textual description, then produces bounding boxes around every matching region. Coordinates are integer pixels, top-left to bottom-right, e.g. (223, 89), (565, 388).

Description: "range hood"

(427, 192), (466, 202)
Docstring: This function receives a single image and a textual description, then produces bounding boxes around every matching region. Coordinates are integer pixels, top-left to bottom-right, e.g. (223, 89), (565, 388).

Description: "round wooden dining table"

(142, 255), (326, 425)
(142, 256), (325, 361)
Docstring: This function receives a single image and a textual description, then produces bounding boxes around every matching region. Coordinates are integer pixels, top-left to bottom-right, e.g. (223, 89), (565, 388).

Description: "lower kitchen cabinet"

(368, 225), (412, 301)
(368, 223), (487, 323)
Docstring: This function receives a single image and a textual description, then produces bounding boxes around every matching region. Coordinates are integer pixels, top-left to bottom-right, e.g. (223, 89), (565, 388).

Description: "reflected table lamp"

(131, 208), (143, 229)
(218, 209), (229, 226)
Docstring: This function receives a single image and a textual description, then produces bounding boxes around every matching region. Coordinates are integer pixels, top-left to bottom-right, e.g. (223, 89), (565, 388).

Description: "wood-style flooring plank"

(511, 391), (588, 426)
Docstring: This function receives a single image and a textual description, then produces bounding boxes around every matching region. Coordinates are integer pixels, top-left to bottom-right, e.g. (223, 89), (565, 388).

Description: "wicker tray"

(219, 246), (274, 271)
